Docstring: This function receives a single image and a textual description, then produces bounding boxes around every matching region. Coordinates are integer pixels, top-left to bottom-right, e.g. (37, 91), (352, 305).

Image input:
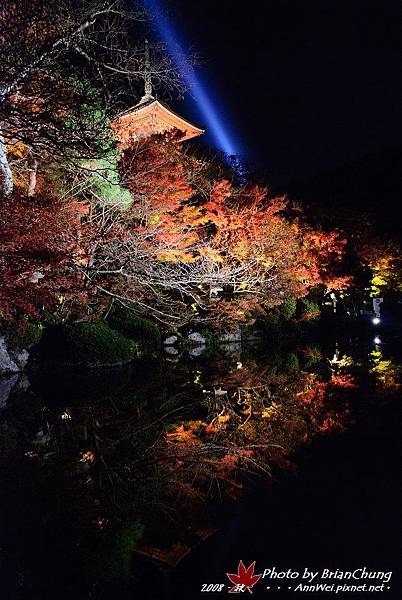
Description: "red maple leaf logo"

(226, 560), (262, 593)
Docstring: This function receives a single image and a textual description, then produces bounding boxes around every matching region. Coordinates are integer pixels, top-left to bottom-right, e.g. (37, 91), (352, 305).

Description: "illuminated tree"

(0, 192), (84, 320)
(77, 134), (353, 326)
(355, 235), (402, 298)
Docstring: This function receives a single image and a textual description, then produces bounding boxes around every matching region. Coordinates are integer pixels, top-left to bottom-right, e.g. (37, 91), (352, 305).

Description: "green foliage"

(37, 322), (137, 366)
(62, 79), (114, 156)
(108, 308), (161, 352)
(299, 345), (323, 370)
(79, 155), (133, 207)
(67, 81), (128, 203)
(42, 81), (128, 204)
(256, 297), (298, 332)
(86, 520), (144, 588)
(199, 328), (216, 353)
(260, 350), (300, 376)
(49, 151), (132, 208)
(279, 297), (297, 320)
(6, 321), (43, 350)
(255, 310), (280, 332)
(106, 521), (144, 582)
(284, 352), (300, 373)
(297, 297), (320, 320)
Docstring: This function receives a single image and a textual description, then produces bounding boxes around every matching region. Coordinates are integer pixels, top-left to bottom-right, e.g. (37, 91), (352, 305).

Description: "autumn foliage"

(0, 192), (84, 320)
(93, 134), (352, 323)
(1, 133), (356, 325)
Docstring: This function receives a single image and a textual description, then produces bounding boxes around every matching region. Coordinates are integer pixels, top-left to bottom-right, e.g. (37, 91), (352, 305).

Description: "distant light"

(374, 336), (381, 345)
(372, 317), (381, 325)
(80, 450), (95, 464)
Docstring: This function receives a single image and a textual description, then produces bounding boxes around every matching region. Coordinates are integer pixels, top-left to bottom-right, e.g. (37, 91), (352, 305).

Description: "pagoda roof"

(114, 97), (204, 142)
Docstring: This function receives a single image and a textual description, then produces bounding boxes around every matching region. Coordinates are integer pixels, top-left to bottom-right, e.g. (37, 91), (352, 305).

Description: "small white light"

(372, 317), (380, 325)
(374, 336), (381, 345)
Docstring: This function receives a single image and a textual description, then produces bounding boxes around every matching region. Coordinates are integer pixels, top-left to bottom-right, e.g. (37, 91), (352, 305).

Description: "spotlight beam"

(141, 0), (240, 157)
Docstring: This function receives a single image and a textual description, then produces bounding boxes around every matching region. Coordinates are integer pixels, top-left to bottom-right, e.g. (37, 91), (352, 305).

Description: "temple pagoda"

(113, 41), (204, 148)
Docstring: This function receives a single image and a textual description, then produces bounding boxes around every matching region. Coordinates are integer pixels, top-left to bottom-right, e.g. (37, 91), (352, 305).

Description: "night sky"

(149, 0), (401, 186)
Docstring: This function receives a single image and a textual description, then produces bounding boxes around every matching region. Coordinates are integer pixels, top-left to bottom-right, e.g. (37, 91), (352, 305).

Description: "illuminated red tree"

(80, 135), (351, 325)
(0, 192), (84, 320)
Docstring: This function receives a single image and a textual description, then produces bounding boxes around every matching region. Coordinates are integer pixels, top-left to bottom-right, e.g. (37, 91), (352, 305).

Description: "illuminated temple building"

(113, 41), (204, 148)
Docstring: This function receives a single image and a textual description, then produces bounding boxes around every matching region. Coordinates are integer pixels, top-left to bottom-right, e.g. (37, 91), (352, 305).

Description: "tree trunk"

(0, 128), (13, 197)
(27, 155), (39, 197)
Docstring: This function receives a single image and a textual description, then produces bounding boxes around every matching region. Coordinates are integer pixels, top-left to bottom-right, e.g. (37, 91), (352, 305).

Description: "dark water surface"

(0, 332), (401, 599)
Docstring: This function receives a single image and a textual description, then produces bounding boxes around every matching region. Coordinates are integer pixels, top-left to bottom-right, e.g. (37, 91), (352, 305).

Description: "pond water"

(0, 327), (401, 599)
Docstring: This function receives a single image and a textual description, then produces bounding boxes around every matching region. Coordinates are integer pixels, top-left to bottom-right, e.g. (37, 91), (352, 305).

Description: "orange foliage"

(115, 135), (351, 322)
(0, 192), (85, 320)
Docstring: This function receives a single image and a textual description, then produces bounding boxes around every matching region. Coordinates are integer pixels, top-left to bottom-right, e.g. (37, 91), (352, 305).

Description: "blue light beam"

(141, 0), (241, 157)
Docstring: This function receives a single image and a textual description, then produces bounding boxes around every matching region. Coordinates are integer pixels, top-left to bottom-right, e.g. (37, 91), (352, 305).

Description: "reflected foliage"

(1, 338), (401, 596)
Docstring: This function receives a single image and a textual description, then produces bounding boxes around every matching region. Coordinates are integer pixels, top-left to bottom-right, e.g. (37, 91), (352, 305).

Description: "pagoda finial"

(143, 39), (153, 100)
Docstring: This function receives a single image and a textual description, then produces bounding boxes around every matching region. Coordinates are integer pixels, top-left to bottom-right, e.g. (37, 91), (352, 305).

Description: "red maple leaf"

(226, 560), (262, 593)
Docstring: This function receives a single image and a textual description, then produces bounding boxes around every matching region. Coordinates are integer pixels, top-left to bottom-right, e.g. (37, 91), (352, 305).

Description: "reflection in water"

(369, 348), (402, 391)
(0, 337), (401, 598)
